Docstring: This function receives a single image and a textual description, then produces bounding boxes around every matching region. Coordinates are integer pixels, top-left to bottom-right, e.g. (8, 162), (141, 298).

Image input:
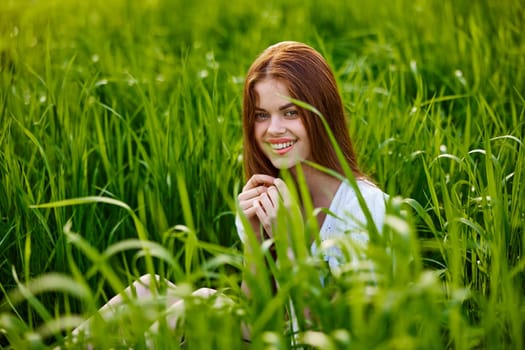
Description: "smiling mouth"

(270, 141), (297, 151)
(269, 140), (296, 154)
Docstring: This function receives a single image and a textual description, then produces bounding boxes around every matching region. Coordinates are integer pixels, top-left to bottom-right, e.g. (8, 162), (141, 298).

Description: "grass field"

(1, 0), (524, 348)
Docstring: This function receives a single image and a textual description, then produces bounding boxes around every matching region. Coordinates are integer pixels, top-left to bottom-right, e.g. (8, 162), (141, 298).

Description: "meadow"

(0, 0), (523, 348)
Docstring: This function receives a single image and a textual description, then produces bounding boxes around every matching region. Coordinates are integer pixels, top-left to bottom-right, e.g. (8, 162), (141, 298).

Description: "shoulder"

(337, 179), (388, 207)
(357, 179), (389, 207)
(332, 179), (388, 232)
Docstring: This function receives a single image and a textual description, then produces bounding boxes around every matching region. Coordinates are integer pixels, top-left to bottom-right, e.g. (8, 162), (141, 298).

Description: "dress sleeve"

(337, 182), (388, 237)
(235, 214), (246, 244)
(324, 182), (388, 263)
(367, 188), (388, 234)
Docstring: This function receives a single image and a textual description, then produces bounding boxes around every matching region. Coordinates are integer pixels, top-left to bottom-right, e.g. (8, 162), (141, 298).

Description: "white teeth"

(271, 141), (295, 150)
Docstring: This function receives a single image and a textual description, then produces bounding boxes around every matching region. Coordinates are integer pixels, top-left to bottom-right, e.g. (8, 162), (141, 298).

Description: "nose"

(267, 115), (286, 134)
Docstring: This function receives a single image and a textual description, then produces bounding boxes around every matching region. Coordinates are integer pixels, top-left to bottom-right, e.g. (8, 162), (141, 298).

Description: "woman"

(69, 41), (387, 346)
(237, 41), (387, 276)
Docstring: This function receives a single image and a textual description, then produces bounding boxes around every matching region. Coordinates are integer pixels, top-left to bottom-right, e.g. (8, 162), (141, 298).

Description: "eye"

(254, 112), (270, 121)
(283, 109), (299, 118)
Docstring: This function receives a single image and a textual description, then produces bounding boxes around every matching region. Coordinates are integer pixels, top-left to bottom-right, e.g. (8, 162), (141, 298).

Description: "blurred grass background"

(0, 0), (523, 348)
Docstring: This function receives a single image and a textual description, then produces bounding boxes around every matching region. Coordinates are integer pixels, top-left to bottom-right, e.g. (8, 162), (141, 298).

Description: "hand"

(237, 175), (291, 240)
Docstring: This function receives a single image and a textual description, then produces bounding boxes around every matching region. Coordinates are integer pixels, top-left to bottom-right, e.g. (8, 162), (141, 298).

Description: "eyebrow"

(255, 103), (295, 111)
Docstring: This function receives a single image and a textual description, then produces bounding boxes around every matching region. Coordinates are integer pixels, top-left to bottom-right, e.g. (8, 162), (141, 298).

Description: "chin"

(271, 158), (302, 170)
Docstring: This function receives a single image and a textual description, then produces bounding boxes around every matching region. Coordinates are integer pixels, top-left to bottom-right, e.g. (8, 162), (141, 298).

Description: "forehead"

(253, 78), (291, 107)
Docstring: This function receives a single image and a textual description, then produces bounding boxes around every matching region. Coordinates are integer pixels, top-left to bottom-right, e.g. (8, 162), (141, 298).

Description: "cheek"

(253, 125), (262, 142)
(297, 122), (309, 142)
(253, 125), (266, 151)
(299, 124), (312, 156)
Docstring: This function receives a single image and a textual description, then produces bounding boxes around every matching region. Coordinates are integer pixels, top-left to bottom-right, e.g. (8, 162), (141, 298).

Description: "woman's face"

(253, 78), (311, 170)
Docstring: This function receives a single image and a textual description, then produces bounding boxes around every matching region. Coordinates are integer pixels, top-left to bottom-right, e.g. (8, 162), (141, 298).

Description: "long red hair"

(242, 41), (363, 180)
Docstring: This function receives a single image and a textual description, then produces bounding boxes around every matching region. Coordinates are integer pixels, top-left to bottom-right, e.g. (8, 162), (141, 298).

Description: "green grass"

(1, 0), (524, 348)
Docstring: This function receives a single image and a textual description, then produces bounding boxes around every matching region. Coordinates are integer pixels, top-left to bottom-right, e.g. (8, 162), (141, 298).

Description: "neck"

(289, 163), (341, 210)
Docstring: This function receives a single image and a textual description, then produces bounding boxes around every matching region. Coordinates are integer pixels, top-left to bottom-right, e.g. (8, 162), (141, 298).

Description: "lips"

(271, 141), (295, 150)
(268, 139), (297, 155)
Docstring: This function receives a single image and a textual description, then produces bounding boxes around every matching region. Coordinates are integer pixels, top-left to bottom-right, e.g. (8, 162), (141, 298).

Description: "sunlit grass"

(1, 0), (524, 348)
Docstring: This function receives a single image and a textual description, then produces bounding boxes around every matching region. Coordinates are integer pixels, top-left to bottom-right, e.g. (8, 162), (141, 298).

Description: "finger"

(259, 192), (276, 217)
(238, 186), (270, 218)
(253, 199), (267, 223)
(237, 186), (268, 202)
(239, 201), (256, 213)
(254, 200), (273, 238)
(266, 186), (280, 207)
(240, 205), (257, 218)
(243, 174), (276, 191)
(273, 178), (292, 207)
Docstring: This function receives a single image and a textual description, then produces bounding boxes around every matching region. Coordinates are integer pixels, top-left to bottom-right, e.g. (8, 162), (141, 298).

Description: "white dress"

(236, 179), (388, 339)
(311, 179), (388, 271)
(235, 179), (388, 270)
